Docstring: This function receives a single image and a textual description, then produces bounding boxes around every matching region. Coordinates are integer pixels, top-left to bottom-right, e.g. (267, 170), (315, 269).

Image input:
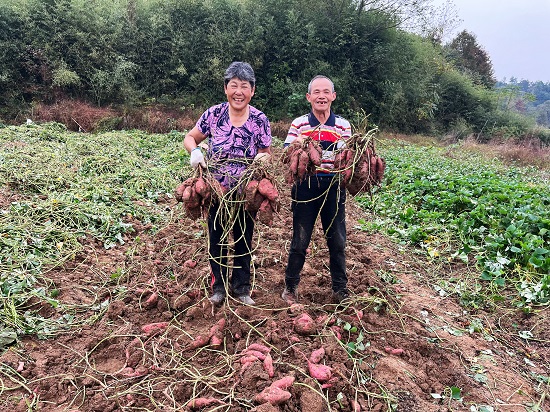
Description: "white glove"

(254, 152), (271, 163)
(190, 148), (206, 168)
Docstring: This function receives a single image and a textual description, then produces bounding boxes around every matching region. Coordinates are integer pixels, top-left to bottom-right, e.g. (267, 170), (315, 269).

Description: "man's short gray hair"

(308, 75), (335, 93)
(224, 62), (256, 88)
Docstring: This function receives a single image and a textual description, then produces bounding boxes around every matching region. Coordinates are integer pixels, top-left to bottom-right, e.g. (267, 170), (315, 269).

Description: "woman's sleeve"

(257, 114), (272, 149)
(196, 108), (212, 137)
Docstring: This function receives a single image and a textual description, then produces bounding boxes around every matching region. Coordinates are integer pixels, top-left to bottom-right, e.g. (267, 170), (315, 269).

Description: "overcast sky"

(438, 0), (550, 83)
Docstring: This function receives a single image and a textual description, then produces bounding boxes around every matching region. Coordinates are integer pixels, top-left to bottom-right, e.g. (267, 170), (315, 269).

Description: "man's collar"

(308, 111), (335, 127)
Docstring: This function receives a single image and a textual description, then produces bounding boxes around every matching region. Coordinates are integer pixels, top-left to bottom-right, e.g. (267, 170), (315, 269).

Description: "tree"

(446, 30), (495, 88)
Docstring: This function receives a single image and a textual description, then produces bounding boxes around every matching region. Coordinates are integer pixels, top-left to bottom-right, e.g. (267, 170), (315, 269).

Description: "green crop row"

(0, 123), (189, 345)
(358, 139), (549, 307)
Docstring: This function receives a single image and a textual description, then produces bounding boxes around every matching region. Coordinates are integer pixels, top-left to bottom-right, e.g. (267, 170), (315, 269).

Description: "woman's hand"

(253, 152), (271, 163)
(190, 148), (206, 169)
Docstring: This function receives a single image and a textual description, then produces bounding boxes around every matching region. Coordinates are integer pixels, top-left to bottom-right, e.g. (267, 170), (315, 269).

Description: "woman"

(183, 62), (272, 306)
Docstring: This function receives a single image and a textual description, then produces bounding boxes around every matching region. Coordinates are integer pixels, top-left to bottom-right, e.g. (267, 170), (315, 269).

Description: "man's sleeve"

(283, 120), (300, 148)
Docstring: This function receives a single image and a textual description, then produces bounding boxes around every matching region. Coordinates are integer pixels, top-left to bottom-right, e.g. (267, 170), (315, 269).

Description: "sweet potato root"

(141, 322), (168, 336)
(143, 291), (158, 308)
(254, 386), (292, 406)
(188, 335), (210, 350)
(186, 397), (224, 410)
(176, 174), (227, 220)
(309, 347), (325, 364)
(263, 353), (274, 378)
(245, 349), (267, 361)
(293, 313), (316, 335)
(257, 178), (279, 202)
(270, 376), (295, 390)
(258, 198), (274, 226)
(307, 140), (322, 166)
(308, 361), (332, 382)
(246, 343), (271, 354)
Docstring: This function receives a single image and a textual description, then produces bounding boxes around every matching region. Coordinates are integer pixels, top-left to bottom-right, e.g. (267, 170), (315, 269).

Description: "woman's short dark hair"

(224, 62), (256, 88)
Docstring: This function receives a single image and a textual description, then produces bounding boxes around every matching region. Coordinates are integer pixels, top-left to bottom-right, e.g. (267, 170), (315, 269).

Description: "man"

(281, 75), (352, 305)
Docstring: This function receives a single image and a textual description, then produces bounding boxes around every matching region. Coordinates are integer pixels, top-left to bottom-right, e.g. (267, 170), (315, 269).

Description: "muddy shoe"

(237, 294), (255, 305)
(281, 288), (298, 305)
(209, 292), (226, 306)
(332, 289), (350, 304)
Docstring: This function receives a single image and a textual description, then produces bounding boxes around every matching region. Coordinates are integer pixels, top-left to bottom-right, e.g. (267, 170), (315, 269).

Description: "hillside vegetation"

(1, 0), (549, 143)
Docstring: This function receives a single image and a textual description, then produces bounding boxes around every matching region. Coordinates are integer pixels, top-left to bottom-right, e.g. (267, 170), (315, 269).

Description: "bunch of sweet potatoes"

(174, 175), (226, 219)
(333, 134), (385, 195)
(282, 137), (323, 183)
(244, 175), (280, 226)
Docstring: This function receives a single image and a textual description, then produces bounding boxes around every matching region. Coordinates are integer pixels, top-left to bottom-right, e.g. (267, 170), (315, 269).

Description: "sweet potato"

(309, 347), (325, 364)
(375, 156), (386, 185)
(307, 141), (322, 166)
(246, 191), (265, 213)
(254, 386), (292, 405)
(297, 150), (310, 180)
(194, 177), (209, 198)
(282, 143), (296, 164)
(209, 335), (223, 349)
(141, 322), (168, 336)
(293, 313), (316, 335)
(257, 178), (279, 202)
(144, 291), (158, 308)
(289, 148), (301, 174)
(247, 343), (271, 353)
(270, 376), (295, 390)
(186, 185), (200, 209)
(184, 259), (197, 268)
(186, 398), (223, 410)
(263, 353), (274, 378)
(240, 355), (259, 365)
(122, 365), (149, 378)
(308, 361), (332, 382)
(245, 179), (259, 202)
(245, 349), (267, 361)
(174, 183), (186, 202)
(188, 335), (210, 350)
(385, 347), (404, 356)
(181, 185), (192, 202)
(369, 155), (377, 180)
(258, 198), (274, 226)
(210, 318), (226, 335)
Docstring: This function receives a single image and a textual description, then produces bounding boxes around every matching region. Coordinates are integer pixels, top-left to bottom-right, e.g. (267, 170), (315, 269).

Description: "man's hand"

(254, 152), (271, 163)
(190, 148), (206, 169)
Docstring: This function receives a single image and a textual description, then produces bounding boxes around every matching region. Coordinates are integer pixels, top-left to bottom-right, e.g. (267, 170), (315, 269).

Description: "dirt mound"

(0, 150), (548, 412)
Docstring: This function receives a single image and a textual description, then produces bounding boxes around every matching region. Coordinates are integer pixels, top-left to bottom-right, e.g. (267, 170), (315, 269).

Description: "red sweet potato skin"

(257, 198), (274, 226)
(293, 313), (316, 335)
(254, 386), (292, 405)
(257, 178), (279, 202)
(309, 347), (325, 363)
(308, 360), (332, 382)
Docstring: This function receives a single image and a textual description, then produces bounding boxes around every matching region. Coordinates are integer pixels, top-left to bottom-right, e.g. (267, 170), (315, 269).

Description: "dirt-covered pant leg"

(230, 206), (256, 296)
(208, 202), (229, 294)
(208, 202), (255, 295)
(319, 179), (347, 292)
(285, 176), (346, 291)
